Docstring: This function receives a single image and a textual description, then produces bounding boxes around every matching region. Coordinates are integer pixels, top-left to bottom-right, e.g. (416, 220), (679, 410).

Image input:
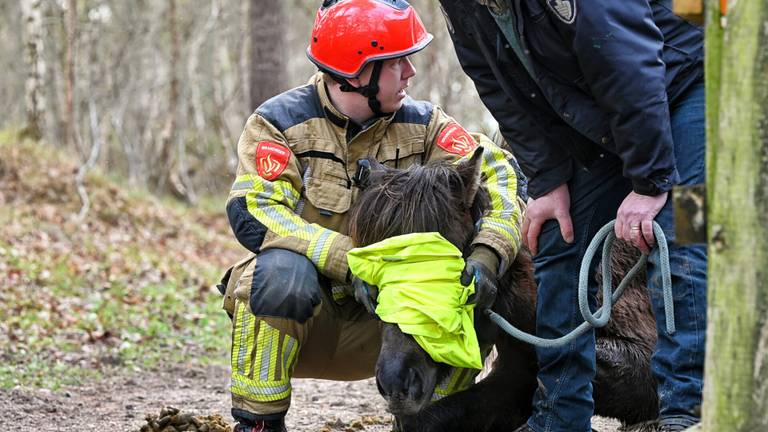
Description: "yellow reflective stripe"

(231, 320), (299, 403)
(231, 303), (243, 374)
(331, 282), (350, 302)
(246, 180), (318, 240)
(475, 146), (522, 248)
(432, 368), (460, 400)
(233, 302), (255, 377)
(285, 334), (299, 375)
(480, 218), (521, 243)
(248, 177), (298, 210)
(308, 230), (339, 271)
(480, 145), (517, 214)
(234, 174), (300, 204)
(432, 367), (478, 401)
(266, 325), (280, 382)
(231, 376), (291, 402)
(241, 174), (344, 271)
(255, 321), (270, 381)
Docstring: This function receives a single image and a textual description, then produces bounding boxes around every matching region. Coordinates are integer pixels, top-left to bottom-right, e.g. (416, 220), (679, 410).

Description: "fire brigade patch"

(255, 141), (290, 181)
(547, 0), (576, 24)
(436, 122), (477, 156)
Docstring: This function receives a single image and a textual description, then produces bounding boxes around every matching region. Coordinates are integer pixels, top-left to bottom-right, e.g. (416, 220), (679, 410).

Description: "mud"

(0, 364), (621, 431)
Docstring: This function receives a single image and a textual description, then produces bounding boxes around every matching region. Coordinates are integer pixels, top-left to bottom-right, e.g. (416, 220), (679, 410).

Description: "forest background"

(2, 0), (491, 204)
(0, 1), (497, 430)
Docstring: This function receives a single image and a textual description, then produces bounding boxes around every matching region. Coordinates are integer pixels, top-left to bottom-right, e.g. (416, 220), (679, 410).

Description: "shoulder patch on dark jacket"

(392, 98), (434, 126)
(256, 84), (324, 132)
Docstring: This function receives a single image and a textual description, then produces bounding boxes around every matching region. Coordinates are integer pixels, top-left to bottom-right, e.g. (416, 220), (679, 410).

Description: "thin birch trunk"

(20, 0), (45, 141)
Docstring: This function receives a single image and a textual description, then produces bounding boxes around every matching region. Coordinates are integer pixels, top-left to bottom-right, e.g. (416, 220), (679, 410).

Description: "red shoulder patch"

(255, 141), (291, 181)
(436, 122), (477, 156)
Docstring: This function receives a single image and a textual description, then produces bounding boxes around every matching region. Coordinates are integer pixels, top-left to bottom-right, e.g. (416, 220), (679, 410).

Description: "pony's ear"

(457, 146), (484, 209)
(354, 157), (392, 190)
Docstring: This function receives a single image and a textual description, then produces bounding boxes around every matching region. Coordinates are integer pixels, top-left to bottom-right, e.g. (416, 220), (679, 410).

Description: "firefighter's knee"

(250, 249), (322, 323)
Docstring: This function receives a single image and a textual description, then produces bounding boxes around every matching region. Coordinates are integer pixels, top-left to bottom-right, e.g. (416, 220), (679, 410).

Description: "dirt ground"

(0, 364), (623, 432)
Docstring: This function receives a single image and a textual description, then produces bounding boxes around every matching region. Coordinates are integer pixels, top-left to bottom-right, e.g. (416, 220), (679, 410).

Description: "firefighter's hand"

(349, 274), (379, 315)
(461, 246), (499, 311)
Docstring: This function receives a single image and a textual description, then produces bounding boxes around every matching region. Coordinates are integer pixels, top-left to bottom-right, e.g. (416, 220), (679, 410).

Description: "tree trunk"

(65, 0), (77, 152)
(702, 0), (768, 430)
(248, 0), (287, 111)
(20, 0), (45, 141)
(156, 0), (181, 195)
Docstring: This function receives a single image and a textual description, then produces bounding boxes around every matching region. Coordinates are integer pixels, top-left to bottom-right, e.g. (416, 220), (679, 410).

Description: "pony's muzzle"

(376, 358), (425, 413)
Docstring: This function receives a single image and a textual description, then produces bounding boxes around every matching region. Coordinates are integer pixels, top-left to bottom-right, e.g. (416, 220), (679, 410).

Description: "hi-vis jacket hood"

(348, 232), (483, 369)
(227, 73), (522, 293)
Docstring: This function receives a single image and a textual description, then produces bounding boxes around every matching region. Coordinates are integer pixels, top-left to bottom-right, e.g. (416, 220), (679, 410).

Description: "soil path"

(0, 364), (621, 431)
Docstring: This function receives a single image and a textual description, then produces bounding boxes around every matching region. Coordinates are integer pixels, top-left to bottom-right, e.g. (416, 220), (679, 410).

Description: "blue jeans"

(528, 82), (707, 432)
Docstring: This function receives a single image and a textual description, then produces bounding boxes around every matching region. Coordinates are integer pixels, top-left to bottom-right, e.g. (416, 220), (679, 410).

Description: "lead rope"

(485, 220), (674, 348)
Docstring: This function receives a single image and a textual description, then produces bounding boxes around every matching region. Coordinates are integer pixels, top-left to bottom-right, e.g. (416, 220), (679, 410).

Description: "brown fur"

(347, 151), (658, 431)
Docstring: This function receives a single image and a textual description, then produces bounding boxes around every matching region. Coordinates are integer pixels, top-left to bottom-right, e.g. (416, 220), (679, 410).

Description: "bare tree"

(20, 0), (45, 141)
(3, 0), (493, 200)
(154, 0), (194, 202)
(248, 0), (288, 111)
(64, 0), (78, 153)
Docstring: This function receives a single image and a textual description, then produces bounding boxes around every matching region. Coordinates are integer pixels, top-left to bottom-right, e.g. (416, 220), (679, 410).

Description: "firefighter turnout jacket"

(226, 73), (522, 285)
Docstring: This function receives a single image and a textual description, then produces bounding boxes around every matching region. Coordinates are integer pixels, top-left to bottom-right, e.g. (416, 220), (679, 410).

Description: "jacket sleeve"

(567, 0), (680, 195)
(226, 113), (353, 282)
(425, 107), (523, 273)
(441, 1), (573, 198)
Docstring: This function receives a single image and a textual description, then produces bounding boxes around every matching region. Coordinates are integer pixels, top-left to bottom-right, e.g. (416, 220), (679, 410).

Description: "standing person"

(438, 1), (706, 431)
(221, 1), (523, 431)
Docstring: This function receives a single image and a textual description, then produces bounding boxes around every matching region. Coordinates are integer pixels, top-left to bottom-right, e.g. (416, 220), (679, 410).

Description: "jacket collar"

(312, 72), (397, 134)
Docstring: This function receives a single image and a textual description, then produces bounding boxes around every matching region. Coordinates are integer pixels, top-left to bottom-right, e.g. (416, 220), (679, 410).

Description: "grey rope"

(485, 220), (674, 348)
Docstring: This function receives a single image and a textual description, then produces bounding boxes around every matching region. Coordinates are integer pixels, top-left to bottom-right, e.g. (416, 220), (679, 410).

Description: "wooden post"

(702, 0), (768, 429)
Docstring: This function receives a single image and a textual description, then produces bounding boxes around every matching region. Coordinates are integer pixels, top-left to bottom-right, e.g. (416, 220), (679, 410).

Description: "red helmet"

(306, 0), (433, 78)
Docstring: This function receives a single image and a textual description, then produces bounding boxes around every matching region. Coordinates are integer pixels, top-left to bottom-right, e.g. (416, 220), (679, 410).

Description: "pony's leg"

(395, 376), (527, 431)
(593, 336), (658, 424)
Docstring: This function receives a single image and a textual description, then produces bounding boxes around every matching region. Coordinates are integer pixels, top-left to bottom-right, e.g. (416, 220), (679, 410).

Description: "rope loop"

(486, 220), (674, 348)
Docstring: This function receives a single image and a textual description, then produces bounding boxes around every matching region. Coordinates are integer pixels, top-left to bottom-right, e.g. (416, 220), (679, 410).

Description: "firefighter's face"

(357, 56), (417, 113)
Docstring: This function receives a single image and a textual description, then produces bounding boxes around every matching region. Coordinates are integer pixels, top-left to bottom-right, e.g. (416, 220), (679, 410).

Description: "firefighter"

(221, 1), (523, 430)
(439, 1), (706, 431)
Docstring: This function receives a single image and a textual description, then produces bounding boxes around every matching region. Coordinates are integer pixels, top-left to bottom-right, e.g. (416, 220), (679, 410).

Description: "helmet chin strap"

(331, 61), (389, 117)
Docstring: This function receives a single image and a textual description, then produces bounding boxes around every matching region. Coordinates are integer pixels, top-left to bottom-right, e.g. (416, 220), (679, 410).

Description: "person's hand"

(349, 274), (379, 314)
(615, 191), (668, 254)
(461, 246), (499, 311)
(522, 183), (573, 255)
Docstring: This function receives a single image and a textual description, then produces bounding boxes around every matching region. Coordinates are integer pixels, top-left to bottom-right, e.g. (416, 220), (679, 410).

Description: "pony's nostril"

(376, 361), (418, 399)
(405, 368), (424, 400)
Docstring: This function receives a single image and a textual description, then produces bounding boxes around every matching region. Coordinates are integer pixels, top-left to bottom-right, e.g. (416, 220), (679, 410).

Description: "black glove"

(348, 273), (379, 315)
(461, 246), (500, 311)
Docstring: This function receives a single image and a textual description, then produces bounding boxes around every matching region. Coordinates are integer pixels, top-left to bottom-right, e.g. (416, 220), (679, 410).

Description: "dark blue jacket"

(439, 0), (703, 198)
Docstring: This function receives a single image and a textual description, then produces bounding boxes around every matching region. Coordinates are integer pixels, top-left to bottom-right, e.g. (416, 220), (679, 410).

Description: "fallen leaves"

(0, 139), (246, 388)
